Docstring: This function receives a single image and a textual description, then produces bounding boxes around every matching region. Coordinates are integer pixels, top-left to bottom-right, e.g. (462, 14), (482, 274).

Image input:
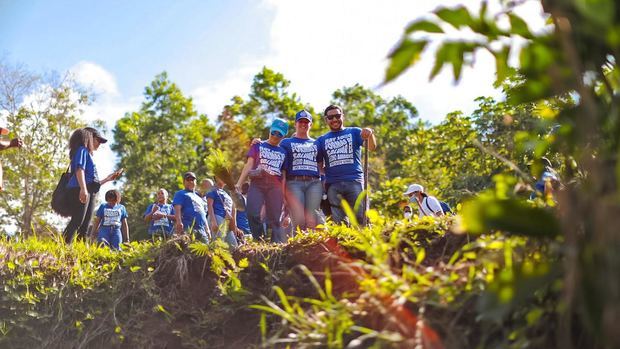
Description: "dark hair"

(323, 104), (343, 116)
(105, 189), (121, 203)
(541, 157), (552, 168)
(68, 128), (95, 159)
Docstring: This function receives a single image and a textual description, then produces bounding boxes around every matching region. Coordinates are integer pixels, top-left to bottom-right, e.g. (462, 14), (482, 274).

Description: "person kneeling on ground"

(91, 189), (129, 250)
(404, 183), (444, 218)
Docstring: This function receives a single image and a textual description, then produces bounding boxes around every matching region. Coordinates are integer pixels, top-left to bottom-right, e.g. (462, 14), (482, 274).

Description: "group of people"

(59, 105), (378, 249)
(5, 105), (561, 250)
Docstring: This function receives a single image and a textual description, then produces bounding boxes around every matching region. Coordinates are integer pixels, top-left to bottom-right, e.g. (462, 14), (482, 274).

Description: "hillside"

(0, 214), (559, 349)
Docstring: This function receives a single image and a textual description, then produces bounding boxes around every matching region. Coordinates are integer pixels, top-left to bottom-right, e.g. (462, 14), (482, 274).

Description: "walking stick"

(363, 140), (369, 227)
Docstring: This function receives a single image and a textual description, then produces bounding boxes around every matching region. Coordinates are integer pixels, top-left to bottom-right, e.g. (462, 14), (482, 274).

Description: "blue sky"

(0, 0), (546, 194)
(1, 0), (273, 96)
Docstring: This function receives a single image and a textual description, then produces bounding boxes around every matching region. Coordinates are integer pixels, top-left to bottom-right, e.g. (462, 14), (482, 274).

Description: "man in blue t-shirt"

(316, 105), (376, 225)
(144, 188), (175, 237)
(172, 172), (210, 243)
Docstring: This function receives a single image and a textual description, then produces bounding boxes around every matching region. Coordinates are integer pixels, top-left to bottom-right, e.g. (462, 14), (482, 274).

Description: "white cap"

(404, 184), (424, 196)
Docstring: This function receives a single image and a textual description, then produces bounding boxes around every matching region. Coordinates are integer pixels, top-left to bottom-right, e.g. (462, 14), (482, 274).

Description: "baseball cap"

(84, 127), (108, 143)
(183, 171), (197, 180)
(270, 118), (289, 137)
(404, 184), (424, 196)
(295, 110), (312, 123)
(0, 127), (10, 136)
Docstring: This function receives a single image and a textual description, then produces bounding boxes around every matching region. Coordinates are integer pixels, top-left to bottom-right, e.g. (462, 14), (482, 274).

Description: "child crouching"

(91, 189), (129, 250)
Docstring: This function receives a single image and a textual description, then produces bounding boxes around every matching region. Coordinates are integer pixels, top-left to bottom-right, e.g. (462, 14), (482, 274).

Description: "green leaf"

(405, 20), (444, 34)
(385, 39), (428, 84)
(493, 46), (511, 84)
(508, 14), (532, 38)
(435, 6), (473, 29)
(462, 195), (560, 238)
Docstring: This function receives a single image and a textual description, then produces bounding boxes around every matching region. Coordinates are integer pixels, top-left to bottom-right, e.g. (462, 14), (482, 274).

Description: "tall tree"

(113, 72), (216, 239)
(386, 1), (620, 346)
(331, 84), (419, 181)
(0, 60), (87, 235)
(216, 67), (313, 179)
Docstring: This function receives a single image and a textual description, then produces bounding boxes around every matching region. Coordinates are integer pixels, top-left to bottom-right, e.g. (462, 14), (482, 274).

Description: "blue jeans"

(184, 225), (210, 244)
(214, 215), (239, 248)
(247, 177), (286, 243)
(327, 181), (364, 225)
(286, 178), (324, 232)
(98, 227), (122, 250)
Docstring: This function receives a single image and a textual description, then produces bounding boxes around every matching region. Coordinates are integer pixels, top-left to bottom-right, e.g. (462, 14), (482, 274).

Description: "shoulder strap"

(419, 197), (433, 216)
(424, 197), (440, 215)
(215, 189), (232, 217)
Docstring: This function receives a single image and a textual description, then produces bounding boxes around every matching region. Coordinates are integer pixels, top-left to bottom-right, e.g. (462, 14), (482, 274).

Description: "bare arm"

(236, 157), (255, 189)
(174, 204), (184, 234)
(207, 197), (218, 233)
(76, 168), (89, 204)
(361, 128), (377, 151)
(100, 169), (122, 185)
(91, 217), (101, 241)
(121, 219), (130, 242)
(230, 205), (237, 231)
(144, 204), (158, 223)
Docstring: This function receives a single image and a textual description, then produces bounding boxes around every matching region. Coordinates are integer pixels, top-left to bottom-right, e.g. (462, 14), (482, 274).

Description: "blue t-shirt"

(143, 203), (175, 234)
(96, 203), (127, 234)
(316, 127), (364, 184)
(235, 194), (250, 233)
(247, 142), (287, 178)
(206, 188), (233, 219)
(280, 137), (320, 177)
(172, 189), (208, 232)
(67, 146), (99, 187)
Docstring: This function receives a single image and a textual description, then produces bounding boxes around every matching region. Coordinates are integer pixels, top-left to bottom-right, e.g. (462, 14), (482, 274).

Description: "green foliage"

(330, 84), (419, 181)
(205, 148), (235, 189)
(386, 0), (620, 347)
(0, 61), (88, 235)
(112, 72), (216, 239)
(461, 175), (560, 238)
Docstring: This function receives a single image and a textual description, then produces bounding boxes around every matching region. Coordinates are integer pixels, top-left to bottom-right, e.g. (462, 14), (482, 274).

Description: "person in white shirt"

(403, 184), (444, 218)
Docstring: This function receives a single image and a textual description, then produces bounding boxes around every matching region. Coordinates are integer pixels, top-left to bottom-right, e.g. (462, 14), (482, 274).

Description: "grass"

(0, 213), (560, 348)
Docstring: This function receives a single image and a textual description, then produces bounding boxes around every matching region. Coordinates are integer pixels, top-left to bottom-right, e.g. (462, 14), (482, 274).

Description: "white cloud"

(67, 62), (141, 197)
(69, 61), (119, 97)
(190, 0), (545, 124)
(191, 65), (262, 120)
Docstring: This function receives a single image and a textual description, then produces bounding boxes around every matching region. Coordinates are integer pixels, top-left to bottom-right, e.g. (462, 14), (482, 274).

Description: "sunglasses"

(270, 130), (283, 138)
(326, 113), (342, 120)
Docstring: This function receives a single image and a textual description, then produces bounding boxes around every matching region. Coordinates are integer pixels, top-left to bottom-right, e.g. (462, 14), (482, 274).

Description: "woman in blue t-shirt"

(62, 127), (123, 243)
(280, 110), (325, 233)
(236, 118), (289, 243)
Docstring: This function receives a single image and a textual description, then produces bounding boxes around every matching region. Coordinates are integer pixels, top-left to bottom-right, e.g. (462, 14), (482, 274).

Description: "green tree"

(112, 72), (216, 239)
(330, 84), (419, 182)
(0, 61), (87, 235)
(216, 67), (314, 179)
(387, 1), (620, 347)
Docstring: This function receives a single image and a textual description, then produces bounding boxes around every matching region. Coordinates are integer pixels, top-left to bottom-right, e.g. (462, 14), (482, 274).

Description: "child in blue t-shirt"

(91, 189), (129, 250)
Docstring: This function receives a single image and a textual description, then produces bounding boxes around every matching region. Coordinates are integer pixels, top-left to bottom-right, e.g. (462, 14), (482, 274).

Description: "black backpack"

(51, 165), (72, 217)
